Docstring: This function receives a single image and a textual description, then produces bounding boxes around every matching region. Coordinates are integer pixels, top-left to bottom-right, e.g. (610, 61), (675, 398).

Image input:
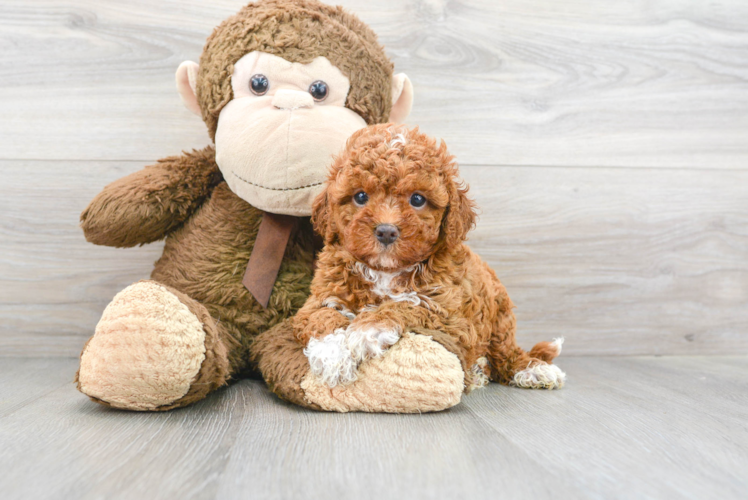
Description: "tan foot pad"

(78, 281), (206, 410)
(300, 332), (464, 413)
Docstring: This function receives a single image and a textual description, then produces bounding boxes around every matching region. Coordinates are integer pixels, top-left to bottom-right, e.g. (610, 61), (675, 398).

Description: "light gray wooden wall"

(1, 0), (747, 357)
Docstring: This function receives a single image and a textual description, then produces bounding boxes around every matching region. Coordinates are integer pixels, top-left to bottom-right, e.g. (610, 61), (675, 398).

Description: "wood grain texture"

(2, 160), (746, 356)
(0, 356), (746, 499)
(0, 0), (747, 167)
(1, 0), (747, 356)
(462, 165), (748, 356)
(0, 160), (164, 356)
(0, 358), (74, 417)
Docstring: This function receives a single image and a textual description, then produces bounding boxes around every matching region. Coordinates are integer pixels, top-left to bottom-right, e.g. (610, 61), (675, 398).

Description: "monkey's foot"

(301, 332), (464, 413)
(76, 280), (229, 411)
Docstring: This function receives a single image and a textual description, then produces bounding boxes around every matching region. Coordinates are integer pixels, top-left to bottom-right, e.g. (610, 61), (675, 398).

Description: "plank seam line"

(0, 159), (744, 172)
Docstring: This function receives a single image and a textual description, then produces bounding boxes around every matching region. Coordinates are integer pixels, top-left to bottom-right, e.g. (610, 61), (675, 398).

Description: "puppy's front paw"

(303, 330), (357, 388)
(346, 323), (401, 362)
(512, 362), (566, 390)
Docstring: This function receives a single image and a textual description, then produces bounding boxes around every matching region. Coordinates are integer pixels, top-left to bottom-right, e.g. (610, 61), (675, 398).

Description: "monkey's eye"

(410, 193), (427, 208)
(309, 80), (329, 101)
(249, 74), (269, 96)
(353, 191), (369, 206)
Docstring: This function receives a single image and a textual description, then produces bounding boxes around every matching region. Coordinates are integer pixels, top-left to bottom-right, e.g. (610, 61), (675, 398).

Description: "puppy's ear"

(440, 180), (477, 249)
(311, 188), (334, 243)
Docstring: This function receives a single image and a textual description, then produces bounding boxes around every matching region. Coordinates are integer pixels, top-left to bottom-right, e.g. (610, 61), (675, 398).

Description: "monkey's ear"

(390, 73), (413, 123)
(176, 61), (201, 116)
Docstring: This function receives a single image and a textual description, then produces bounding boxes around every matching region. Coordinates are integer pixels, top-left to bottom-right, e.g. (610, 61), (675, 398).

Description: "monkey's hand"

(80, 146), (220, 247)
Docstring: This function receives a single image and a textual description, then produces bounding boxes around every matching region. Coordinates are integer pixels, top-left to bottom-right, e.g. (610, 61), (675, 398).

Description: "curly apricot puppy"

(292, 124), (565, 391)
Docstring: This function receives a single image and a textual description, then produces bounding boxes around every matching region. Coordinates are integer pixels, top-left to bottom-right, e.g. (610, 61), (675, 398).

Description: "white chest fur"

(353, 262), (429, 309)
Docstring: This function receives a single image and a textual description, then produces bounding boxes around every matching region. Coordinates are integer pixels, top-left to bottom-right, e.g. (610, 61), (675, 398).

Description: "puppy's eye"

(309, 80), (328, 101)
(250, 74), (269, 95)
(353, 191), (368, 206)
(410, 193), (427, 208)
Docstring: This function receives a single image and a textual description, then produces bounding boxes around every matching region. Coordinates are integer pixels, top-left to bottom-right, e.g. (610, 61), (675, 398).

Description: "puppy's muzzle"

(375, 224), (400, 246)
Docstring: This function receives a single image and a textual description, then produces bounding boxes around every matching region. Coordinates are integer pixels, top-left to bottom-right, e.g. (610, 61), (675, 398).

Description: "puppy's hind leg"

(487, 312), (566, 390)
(514, 338), (566, 389)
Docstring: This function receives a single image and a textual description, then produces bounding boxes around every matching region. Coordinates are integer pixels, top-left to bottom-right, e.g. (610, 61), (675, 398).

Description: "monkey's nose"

(375, 224), (400, 246)
(272, 89), (314, 110)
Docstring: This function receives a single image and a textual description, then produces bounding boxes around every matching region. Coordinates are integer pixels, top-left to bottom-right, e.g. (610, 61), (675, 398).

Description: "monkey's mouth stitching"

(230, 170), (325, 191)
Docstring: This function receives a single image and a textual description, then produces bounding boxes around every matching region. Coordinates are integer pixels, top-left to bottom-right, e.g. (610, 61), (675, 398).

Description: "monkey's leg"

(487, 310), (566, 390)
(252, 321), (466, 413)
(76, 280), (236, 411)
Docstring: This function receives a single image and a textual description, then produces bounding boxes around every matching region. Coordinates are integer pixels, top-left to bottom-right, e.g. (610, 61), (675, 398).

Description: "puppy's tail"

(528, 337), (564, 364)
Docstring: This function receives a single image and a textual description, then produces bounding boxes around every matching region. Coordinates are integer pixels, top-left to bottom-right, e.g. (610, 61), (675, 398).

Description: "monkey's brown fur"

(77, 0), (397, 410)
(293, 125), (564, 388)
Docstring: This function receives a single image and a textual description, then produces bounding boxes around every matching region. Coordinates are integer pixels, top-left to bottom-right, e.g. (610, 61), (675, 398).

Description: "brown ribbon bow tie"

(242, 212), (298, 309)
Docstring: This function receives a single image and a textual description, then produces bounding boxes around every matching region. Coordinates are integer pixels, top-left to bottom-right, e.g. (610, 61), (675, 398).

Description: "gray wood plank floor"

(1, 356), (746, 500)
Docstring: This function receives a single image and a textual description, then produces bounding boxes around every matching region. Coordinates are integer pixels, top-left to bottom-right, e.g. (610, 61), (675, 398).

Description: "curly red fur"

(297, 124), (562, 385)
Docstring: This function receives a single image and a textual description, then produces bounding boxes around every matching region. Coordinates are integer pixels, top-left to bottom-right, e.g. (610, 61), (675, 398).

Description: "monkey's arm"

(81, 146), (220, 247)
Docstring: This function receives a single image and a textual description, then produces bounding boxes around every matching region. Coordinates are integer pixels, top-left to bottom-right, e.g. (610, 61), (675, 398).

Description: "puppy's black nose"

(375, 224), (400, 246)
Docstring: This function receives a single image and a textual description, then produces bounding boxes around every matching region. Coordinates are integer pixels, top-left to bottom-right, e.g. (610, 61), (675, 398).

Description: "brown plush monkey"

(76, 0), (467, 412)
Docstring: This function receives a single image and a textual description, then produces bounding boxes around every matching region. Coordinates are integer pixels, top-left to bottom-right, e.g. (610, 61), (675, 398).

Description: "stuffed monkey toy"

(76, 0), (470, 412)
